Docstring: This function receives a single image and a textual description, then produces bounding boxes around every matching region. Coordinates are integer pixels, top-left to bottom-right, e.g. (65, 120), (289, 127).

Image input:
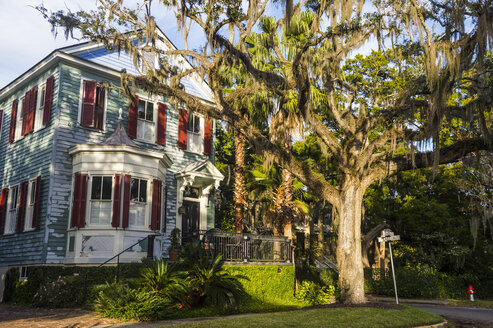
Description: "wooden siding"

(0, 67), (60, 266)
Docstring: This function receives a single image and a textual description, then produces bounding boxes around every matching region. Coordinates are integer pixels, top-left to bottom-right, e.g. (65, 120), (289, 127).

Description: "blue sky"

(0, 0), (199, 89)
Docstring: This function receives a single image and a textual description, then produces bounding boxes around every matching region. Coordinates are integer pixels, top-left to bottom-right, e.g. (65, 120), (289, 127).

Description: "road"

(410, 303), (493, 327)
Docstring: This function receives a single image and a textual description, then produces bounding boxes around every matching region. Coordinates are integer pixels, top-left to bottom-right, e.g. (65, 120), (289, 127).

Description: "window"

(89, 176), (112, 225)
(187, 114), (203, 153)
(19, 266), (28, 282)
(14, 98), (25, 140)
(24, 179), (37, 231)
(137, 99), (155, 142)
(5, 185), (19, 234)
(129, 178), (147, 227)
(80, 80), (105, 130)
(34, 84), (46, 131)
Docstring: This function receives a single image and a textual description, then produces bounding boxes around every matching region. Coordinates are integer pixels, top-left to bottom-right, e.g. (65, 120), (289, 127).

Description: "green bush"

(95, 283), (174, 321)
(33, 275), (85, 307)
(187, 255), (247, 309)
(225, 265), (300, 307)
(140, 260), (189, 305)
(365, 266), (475, 299)
(295, 281), (335, 305)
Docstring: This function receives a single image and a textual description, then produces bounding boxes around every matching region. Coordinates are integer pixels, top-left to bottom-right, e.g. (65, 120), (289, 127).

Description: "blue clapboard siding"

(74, 47), (210, 100)
(0, 67), (60, 266)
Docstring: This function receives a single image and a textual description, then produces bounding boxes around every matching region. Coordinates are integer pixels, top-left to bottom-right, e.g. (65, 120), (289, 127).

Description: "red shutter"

(16, 181), (28, 232)
(151, 179), (161, 231)
(156, 102), (167, 146)
(112, 174), (122, 228)
(95, 87), (105, 130)
(71, 173), (81, 228)
(204, 117), (213, 155)
(163, 186), (168, 233)
(43, 75), (54, 125)
(122, 174), (131, 228)
(178, 109), (188, 149)
(27, 86), (37, 134)
(128, 95), (138, 139)
(71, 173), (88, 228)
(9, 99), (18, 142)
(32, 175), (42, 229)
(79, 174), (88, 227)
(0, 189), (8, 234)
(22, 90), (31, 136)
(81, 81), (96, 127)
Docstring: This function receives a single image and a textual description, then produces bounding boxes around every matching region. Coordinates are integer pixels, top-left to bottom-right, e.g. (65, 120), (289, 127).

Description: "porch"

(183, 230), (293, 264)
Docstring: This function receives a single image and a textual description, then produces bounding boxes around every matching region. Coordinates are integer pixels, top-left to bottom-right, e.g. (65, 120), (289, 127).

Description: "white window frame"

(34, 83), (46, 131)
(14, 97), (25, 141)
(23, 178), (37, 231)
(88, 175), (114, 226)
(136, 97), (156, 143)
(77, 78), (107, 131)
(187, 113), (204, 153)
(19, 266), (28, 282)
(129, 177), (149, 229)
(5, 185), (19, 234)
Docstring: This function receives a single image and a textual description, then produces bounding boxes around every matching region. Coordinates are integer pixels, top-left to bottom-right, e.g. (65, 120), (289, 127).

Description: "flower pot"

(169, 250), (179, 261)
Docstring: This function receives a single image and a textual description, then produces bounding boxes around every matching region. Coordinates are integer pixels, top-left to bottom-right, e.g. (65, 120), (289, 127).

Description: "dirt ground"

(0, 303), (122, 328)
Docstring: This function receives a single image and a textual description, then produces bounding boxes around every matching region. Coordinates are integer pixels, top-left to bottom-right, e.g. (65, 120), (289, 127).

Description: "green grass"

(446, 299), (493, 309)
(165, 306), (443, 328)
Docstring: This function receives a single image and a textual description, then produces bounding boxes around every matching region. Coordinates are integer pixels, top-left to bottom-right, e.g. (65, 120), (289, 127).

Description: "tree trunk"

(282, 168), (293, 239)
(336, 177), (366, 304)
(233, 131), (246, 233)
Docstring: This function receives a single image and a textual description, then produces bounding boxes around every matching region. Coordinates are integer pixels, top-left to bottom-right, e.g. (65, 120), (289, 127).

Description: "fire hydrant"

(466, 285), (475, 301)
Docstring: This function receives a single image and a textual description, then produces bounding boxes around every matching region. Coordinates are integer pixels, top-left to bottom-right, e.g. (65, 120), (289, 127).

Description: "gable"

(62, 29), (214, 102)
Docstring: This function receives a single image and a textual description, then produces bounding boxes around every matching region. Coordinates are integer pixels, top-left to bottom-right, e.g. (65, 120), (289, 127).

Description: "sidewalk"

(366, 295), (450, 306)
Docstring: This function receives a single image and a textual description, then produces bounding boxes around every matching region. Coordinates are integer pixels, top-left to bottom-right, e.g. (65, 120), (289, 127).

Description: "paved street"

(410, 304), (493, 327)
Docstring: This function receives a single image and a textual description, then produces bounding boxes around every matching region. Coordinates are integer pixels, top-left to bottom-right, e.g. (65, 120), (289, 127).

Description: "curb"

(367, 295), (450, 306)
(414, 320), (448, 328)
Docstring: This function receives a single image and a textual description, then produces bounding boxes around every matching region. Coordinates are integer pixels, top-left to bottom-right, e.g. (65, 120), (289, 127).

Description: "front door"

(182, 200), (200, 242)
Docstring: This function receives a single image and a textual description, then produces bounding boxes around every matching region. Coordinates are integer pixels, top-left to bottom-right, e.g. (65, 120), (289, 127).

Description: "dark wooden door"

(182, 200), (200, 236)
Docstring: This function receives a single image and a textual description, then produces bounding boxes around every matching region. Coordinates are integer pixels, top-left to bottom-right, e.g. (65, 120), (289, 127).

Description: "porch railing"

(184, 230), (293, 264)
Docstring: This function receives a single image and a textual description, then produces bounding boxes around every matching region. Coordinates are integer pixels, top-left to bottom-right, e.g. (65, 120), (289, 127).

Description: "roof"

(0, 26), (214, 103)
(102, 117), (137, 146)
(176, 159), (224, 181)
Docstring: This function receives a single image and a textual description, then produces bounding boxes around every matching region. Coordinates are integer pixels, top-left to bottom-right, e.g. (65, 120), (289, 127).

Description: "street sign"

(383, 229), (394, 237)
(378, 235), (400, 242)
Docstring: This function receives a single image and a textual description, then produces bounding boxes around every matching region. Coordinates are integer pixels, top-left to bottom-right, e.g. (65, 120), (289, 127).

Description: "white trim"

(5, 184), (19, 235)
(87, 174), (114, 227)
(33, 82), (47, 132)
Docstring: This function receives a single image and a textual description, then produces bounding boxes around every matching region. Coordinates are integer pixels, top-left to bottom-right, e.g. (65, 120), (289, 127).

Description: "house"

(0, 29), (223, 295)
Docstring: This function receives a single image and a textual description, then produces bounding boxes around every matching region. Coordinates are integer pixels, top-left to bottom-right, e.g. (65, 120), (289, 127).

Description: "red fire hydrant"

(466, 285), (475, 301)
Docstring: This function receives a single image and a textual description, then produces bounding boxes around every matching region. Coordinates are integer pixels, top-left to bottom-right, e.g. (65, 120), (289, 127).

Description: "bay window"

(89, 176), (112, 225)
(129, 178), (147, 228)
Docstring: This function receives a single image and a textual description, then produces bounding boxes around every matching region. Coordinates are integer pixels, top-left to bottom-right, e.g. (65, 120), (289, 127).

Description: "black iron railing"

(82, 234), (156, 303)
(187, 231), (293, 263)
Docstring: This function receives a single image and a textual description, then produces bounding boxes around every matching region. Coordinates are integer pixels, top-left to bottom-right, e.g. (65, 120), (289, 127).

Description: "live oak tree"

(39, 0), (493, 303)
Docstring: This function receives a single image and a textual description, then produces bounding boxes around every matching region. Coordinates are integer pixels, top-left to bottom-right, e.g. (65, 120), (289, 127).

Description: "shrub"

(295, 281), (335, 305)
(140, 260), (189, 305)
(95, 283), (174, 321)
(187, 255), (247, 309)
(33, 275), (84, 307)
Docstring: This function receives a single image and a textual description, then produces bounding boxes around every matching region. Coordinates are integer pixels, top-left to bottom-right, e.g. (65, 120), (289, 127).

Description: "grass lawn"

(446, 299), (493, 309)
(166, 305), (443, 328)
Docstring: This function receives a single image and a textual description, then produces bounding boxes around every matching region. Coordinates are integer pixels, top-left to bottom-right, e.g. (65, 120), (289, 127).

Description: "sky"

(0, 0), (194, 89)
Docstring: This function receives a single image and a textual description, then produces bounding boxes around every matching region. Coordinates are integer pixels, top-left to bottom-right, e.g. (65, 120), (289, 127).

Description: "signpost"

(378, 229), (400, 304)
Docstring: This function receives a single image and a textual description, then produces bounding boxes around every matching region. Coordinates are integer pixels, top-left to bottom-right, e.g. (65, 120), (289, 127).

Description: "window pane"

(187, 114), (193, 131)
(30, 181), (36, 205)
(90, 201), (111, 225)
(194, 116), (200, 132)
(102, 177), (112, 200)
(40, 86), (46, 108)
(146, 102), (154, 121)
(91, 176), (102, 200)
(138, 100), (146, 119)
(139, 180), (147, 202)
(130, 178), (139, 201)
(129, 203), (146, 227)
(11, 187), (18, 209)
